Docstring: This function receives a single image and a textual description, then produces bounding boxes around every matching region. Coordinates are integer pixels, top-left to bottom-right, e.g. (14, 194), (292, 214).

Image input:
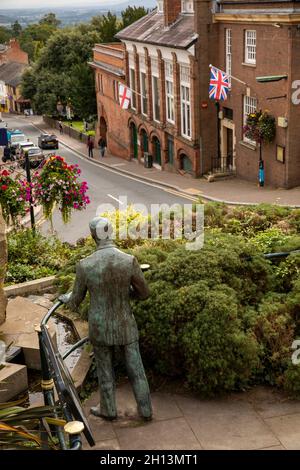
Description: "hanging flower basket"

(0, 170), (27, 225)
(33, 156), (90, 224)
(243, 110), (276, 144)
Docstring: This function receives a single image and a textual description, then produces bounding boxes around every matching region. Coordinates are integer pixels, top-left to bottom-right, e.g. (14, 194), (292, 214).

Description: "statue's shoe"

(90, 406), (117, 421)
(141, 415), (153, 422)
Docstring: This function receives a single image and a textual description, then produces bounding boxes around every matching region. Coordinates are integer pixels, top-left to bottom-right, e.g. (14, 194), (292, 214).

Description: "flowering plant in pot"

(0, 170), (27, 225)
(33, 156), (90, 224)
(243, 110), (276, 144)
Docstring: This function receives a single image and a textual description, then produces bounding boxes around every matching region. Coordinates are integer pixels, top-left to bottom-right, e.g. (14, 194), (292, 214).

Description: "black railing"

(211, 155), (236, 174)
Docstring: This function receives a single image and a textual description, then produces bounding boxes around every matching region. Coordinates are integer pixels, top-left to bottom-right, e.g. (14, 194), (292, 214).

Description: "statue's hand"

(58, 292), (72, 304)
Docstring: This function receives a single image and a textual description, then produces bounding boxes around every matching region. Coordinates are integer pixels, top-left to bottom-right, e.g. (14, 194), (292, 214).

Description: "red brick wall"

(216, 22), (291, 187)
(164, 0), (181, 26)
(1, 39), (28, 65)
(95, 69), (130, 160)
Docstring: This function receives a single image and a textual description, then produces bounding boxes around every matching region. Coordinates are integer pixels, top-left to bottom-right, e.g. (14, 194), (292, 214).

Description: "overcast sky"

(0, 0), (131, 8)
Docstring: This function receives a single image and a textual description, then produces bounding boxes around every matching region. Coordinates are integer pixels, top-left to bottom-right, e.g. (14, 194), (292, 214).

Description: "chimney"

(163, 0), (181, 27)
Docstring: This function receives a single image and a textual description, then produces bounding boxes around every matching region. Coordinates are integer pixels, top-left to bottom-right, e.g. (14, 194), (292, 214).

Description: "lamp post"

(24, 151), (35, 233)
(255, 74), (288, 188)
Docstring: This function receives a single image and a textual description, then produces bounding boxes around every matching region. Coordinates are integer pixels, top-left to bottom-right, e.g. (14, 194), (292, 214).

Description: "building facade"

(91, 1), (201, 176)
(206, 0), (300, 188)
(92, 0), (300, 188)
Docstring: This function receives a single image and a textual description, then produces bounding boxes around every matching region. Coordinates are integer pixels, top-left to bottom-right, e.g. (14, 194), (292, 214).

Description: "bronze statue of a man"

(60, 217), (152, 421)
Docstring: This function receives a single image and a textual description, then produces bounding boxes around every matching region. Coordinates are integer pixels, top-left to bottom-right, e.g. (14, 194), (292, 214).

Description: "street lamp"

(255, 74), (288, 187)
(24, 150), (35, 233)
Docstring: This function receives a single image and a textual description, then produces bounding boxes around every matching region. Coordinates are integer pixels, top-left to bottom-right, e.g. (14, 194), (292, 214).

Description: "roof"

(88, 60), (125, 77)
(0, 62), (27, 87)
(116, 10), (197, 50)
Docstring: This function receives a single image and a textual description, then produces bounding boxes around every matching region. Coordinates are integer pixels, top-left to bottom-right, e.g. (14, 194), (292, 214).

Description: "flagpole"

(209, 64), (248, 86)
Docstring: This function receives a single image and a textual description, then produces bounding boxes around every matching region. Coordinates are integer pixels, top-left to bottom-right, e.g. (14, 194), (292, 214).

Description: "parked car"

(16, 142), (44, 169)
(38, 133), (59, 150)
(8, 131), (27, 155)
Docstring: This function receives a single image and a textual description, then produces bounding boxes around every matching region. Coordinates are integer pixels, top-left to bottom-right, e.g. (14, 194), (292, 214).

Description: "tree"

(0, 26), (12, 44)
(11, 20), (22, 37)
(121, 6), (148, 29)
(90, 12), (119, 43)
(39, 13), (61, 28)
(19, 23), (57, 61)
(68, 64), (97, 120)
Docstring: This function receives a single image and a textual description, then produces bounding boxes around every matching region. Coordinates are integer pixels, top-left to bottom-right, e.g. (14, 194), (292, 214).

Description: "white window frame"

(181, 0), (194, 13)
(152, 59), (160, 122)
(245, 30), (256, 65)
(165, 61), (175, 124)
(225, 29), (232, 89)
(129, 68), (136, 110)
(243, 95), (257, 145)
(180, 65), (192, 140)
(140, 71), (148, 116)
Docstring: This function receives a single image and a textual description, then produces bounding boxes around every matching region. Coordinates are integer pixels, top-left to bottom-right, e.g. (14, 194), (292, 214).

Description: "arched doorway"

(152, 136), (162, 166)
(130, 123), (138, 159)
(141, 129), (149, 155)
(179, 154), (193, 174)
(100, 116), (107, 141)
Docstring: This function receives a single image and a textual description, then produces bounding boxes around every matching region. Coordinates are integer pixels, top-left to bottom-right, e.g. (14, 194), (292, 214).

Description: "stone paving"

(81, 383), (300, 450)
(30, 116), (300, 207)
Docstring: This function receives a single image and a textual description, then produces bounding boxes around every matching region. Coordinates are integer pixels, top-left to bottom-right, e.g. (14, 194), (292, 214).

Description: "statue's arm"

(59, 262), (87, 311)
(130, 257), (150, 300)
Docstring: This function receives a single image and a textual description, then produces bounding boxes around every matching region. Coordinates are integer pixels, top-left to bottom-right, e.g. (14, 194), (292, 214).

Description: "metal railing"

(211, 156), (236, 175)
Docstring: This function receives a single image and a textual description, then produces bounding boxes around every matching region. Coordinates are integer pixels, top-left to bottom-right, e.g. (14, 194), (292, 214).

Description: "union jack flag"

(209, 66), (230, 101)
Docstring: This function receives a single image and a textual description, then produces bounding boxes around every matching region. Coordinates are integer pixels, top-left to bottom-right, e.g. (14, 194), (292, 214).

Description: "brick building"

(91, 1), (200, 175)
(90, 43), (129, 159)
(0, 39), (28, 66)
(92, 0), (300, 188)
(0, 39), (29, 113)
(204, 0), (300, 188)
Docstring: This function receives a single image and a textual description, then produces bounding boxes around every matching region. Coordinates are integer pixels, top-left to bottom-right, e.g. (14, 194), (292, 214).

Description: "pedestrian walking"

(87, 136), (94, 158)
(58, 120), (63, 134)
(2, 145), (11, 162)
(98, 136), (107, 158)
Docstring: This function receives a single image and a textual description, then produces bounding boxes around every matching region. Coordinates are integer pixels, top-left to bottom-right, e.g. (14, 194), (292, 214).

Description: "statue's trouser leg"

(124, 342), (152, 419)
(94, 345), (117, 418)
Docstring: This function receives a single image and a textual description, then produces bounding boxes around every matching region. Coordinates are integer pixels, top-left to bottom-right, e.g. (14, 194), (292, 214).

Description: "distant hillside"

(0, 2), (156, 27)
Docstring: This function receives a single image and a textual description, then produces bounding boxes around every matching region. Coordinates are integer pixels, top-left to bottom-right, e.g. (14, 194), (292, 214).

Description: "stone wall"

(0, 208), (7, 325)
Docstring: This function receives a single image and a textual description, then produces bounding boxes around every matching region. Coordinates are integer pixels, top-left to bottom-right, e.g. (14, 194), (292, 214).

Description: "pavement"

(82, 382), (300, 450)
(31, 116), (300, 207)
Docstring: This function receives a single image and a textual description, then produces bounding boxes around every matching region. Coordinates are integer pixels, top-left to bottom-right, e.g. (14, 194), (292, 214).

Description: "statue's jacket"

(69, 245), (150, 346)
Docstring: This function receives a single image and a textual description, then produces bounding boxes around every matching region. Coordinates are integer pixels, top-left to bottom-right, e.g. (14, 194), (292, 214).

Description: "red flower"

(1, 185), (8, 191)
(1, 170), (9, 177)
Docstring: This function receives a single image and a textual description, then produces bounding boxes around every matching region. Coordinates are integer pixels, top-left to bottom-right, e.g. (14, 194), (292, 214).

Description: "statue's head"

(89, 217), (113, 246)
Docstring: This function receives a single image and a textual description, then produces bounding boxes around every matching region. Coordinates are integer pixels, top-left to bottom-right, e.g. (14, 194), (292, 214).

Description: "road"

(2, 115), (196, 243)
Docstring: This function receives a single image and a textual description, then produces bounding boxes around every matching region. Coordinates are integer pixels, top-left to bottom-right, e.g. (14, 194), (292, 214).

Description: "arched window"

(180, 154), (193, 173)
(141, 129), (149, 154)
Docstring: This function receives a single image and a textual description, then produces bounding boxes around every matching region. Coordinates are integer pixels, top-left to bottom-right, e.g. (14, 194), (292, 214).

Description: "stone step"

(1, 296), (57, 370)
(0, 362), (28, 402)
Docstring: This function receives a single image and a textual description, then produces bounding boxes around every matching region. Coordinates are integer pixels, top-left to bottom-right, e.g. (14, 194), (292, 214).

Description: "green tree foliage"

(121, 6), (148, 29)
(11, 20), (22, 37)
(0, 26), (12, 44)
(90, 12), (119, 43)
(19, 23), (58, 61)
(39, 12), (61, 28)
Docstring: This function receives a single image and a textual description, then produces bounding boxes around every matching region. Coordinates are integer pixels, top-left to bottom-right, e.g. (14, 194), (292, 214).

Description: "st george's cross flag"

(209, 66), (230, 101)
(119, 84), (132, 110)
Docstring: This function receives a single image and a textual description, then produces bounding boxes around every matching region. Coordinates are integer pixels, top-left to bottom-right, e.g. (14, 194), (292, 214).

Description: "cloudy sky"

(0, 0), (132, 8)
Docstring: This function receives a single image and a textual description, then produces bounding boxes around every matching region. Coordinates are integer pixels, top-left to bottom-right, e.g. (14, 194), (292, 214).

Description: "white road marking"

(107, 194), (125, 204)
(26, 121), (197, 203)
